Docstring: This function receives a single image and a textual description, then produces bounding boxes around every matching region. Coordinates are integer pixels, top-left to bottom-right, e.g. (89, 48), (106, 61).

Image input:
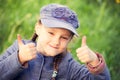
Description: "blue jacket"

(0, 40), (111, 80)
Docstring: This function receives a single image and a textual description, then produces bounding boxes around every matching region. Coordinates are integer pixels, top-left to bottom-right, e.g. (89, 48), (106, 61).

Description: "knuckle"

(76, 48), (79, 52)
(81, 59), (84, 63)
(30, 43), (35, 46)
(76, 48), (81, 53)
(77, 53), (79, 57)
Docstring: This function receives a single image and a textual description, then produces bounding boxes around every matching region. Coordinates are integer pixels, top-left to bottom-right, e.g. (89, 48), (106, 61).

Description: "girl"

(0, 3), (110, 80)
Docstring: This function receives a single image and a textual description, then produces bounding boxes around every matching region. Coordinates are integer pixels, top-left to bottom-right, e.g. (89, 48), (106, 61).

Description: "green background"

(0, 0), (120, 80)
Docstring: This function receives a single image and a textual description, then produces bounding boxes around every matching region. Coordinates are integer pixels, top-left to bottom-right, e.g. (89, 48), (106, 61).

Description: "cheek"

(60, 40), (70, 49)
(36, 36), (49, 52)
(37, 32), (52, 47)
(37, 35), (49, 44)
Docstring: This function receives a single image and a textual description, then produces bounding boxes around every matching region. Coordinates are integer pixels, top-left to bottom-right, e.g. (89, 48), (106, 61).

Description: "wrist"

(88, 56), (99, 67)
(86, 53), (106, 74)
(88, 54), (100, 67)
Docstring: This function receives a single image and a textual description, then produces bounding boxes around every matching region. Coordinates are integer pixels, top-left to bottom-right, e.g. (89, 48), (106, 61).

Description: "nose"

(51, 36), (60, 46)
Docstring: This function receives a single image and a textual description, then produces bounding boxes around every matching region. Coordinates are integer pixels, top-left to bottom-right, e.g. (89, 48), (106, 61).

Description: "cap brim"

(41, 19), (79, 36)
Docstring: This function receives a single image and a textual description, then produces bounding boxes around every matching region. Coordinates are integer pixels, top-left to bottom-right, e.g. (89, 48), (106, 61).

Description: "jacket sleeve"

(0, 40), (25, 80)
(68, 58), (111, 80)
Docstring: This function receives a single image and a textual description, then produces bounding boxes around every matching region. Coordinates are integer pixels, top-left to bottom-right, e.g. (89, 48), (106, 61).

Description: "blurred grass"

(0, 0), (120, 80)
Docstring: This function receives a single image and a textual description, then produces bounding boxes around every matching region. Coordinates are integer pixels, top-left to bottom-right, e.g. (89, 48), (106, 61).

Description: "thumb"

(17, 34), (24, 46)
(81, 36), (87, 47)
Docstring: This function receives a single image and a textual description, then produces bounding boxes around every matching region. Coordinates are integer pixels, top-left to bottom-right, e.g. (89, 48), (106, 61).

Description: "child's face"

(35, 23), (73, 56)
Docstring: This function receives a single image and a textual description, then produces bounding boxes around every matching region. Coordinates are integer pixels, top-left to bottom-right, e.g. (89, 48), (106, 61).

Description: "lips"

(49, 44), (59, 49)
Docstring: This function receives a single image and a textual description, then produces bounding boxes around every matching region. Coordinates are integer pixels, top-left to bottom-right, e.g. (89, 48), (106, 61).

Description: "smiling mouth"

(49, 44), (59, 49)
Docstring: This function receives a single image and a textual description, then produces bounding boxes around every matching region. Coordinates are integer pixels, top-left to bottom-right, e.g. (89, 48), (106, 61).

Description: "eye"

(48, 32), (54, 35)
(61, 36), (69, 40)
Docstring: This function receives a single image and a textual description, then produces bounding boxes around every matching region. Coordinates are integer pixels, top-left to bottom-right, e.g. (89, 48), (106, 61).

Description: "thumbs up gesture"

(76, 36), (99, 66)
(17, 34), (37, 65)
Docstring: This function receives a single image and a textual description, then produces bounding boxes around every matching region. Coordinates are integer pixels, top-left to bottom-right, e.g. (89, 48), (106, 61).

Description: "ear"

(35, 22), (41, 35)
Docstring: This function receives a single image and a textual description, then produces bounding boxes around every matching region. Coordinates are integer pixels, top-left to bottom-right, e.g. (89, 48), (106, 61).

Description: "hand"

(76, 36), (99, 66)
(17, 34), (37, 65)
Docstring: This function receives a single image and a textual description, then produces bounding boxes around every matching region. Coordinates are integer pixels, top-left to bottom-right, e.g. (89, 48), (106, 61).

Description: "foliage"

(0, 0), (120, 80)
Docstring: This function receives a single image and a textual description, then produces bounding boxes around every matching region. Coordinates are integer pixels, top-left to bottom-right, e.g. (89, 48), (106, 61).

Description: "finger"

(81, 36), (87, 47)
(29, 48), (37, 52)
(17, 34), (24, 46)
(77, 53), (90, 63)
(77, 50), (87, 57)
(76, 46), (87, 54)
(27, 43), (36, 48)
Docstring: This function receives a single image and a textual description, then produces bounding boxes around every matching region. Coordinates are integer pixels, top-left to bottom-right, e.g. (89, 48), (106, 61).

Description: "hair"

(31, 20), (64, 80)
(31, 33), (38, 42)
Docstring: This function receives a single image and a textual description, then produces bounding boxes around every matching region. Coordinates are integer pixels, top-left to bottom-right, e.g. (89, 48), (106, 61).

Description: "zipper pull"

(52, 70), (58, 78)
